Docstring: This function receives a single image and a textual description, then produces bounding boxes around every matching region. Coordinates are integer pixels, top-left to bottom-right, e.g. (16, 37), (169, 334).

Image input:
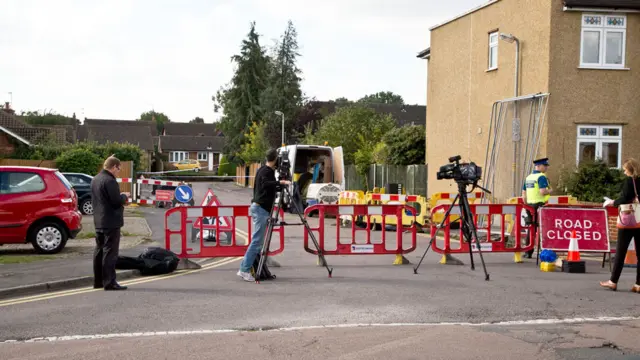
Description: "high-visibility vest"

(524, 172), (550, 204)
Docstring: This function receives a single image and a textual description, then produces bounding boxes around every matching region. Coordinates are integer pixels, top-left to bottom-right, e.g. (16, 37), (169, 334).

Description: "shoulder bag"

(617, 177), (640, 228)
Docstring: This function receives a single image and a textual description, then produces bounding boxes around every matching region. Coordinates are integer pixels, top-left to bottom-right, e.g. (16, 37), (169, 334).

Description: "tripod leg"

(413, 194), (459, 274)
(463, 221), (476, 271)
(255, 196), (283, 283)
(285, 187), (333, 277)
(461, 194), (490, 281)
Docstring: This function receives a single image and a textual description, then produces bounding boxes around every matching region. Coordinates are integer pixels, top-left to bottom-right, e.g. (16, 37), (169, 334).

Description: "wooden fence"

(235, 163), (260, 188)
(0, 159), (133, 193)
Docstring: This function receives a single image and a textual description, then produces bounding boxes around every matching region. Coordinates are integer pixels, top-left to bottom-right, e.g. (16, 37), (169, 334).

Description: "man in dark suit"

(91, 155), (130, 291)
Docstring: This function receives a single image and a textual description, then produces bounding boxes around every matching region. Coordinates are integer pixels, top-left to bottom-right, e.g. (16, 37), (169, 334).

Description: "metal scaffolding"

(481, 92), (550, 203)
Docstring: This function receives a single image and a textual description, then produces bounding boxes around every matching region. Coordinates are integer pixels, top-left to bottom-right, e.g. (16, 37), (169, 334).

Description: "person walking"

(91, 155), (130, 291)
(601, 158), (640, 293)
(237, 149), (290, 282)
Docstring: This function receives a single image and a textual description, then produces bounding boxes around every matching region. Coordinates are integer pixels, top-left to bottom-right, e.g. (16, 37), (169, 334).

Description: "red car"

(0, 166), (83, 254)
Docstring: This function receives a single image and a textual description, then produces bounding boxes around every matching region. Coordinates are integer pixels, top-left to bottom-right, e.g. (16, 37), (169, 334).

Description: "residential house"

(0, 103), (67, 155)
(77, 120), (156, 171)
(158, 122), (224, 171)
(418, 0), (640, 199)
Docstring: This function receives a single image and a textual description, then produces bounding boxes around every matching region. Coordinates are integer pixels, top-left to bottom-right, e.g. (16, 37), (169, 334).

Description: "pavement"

(1, 181), (640, 359)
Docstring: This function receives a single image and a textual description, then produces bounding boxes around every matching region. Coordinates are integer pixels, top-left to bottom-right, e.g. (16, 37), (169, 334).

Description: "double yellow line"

(0, 228), (252, 308)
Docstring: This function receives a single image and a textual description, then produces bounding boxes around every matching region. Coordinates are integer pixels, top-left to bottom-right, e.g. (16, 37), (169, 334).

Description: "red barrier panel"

(430, 203), (536, 254)
(164, 205), (285, 258)
(302, 204), (417, 255)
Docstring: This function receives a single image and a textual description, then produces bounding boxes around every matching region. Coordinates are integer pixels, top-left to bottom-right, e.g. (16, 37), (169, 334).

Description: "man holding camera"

(521, 157), (552, 258)
(237, 149), (291, 282)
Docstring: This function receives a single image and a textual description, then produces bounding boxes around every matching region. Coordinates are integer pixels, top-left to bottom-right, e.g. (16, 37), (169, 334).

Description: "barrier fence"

(116, 177), (192, 207)
(429, 203), (536, 256)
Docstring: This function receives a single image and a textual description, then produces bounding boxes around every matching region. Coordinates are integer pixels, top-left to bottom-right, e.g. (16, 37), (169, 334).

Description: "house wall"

(425, 0), (553, 199)
(187, 151), (220, 169)
(547, 3), (640, 181)
(0, 133), (16, 156)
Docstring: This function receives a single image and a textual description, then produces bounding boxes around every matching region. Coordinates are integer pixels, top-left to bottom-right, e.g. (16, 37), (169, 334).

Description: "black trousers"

(524, 203), (545, 257)
(93, 228), (121, 288)
(610, 227), (640, 285)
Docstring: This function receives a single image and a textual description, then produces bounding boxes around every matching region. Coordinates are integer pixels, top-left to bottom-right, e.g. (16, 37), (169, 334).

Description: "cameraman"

(237, 148), (291, 282)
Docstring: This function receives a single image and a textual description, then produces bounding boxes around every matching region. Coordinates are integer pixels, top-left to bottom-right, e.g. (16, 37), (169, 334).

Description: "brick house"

(158, 135), (224, 171)
(418, 0), (640, 199)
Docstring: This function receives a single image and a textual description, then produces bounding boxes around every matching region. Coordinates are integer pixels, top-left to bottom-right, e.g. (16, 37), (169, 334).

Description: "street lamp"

(500, 32), (521, 196)
(275, 110), (285, 147)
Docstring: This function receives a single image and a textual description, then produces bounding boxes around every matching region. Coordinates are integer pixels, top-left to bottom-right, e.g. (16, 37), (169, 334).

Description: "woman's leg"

(610, 229), (633, 283)
(633, 230), (640, 286)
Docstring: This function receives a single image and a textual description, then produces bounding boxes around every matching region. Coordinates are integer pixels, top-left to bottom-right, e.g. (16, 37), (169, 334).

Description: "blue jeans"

(240, 204), (270, 272)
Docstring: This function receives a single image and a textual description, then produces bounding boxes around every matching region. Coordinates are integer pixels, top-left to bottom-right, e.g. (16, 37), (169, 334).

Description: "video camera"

(275, 149), (292, 182)
(436, 155), (482, 185)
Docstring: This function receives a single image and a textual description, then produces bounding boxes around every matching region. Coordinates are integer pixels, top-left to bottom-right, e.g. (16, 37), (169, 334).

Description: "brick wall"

(0, 133), (15, 156)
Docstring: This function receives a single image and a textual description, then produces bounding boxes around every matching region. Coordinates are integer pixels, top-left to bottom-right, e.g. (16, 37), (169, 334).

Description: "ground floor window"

(576, 125), (621, 168)
(170, 151), (188, 162)
(197, 152), (208, 161)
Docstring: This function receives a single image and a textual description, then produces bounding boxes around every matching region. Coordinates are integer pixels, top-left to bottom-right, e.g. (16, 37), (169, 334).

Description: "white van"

(275, 144), (345, 209)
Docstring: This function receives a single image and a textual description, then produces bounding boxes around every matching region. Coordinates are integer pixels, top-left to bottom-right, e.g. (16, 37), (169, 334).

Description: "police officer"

(521, 157), (552, 258)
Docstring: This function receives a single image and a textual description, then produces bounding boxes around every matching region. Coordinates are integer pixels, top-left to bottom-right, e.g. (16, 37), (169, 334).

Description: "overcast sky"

(1, 0), (483, 123)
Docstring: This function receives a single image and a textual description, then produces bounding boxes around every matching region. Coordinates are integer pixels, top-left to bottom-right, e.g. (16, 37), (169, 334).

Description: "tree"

(358, 91), (404, 105)
(213, 22), (271, 160)
(238, 121), (270, 164)
(189, 117), (204, 124)
(382, 125), (426, 165)
(260, 20), (303, 147)
(304, 105), (395, 165)
(20, 110), (78, 126)
(139, 110), (170, 134)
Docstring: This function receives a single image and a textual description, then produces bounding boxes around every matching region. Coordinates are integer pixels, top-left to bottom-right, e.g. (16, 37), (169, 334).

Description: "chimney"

(2, 102), (15, 114)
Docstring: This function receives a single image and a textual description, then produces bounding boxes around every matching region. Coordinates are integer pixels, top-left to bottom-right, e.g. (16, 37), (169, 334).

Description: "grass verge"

(0, 255), (58, 265)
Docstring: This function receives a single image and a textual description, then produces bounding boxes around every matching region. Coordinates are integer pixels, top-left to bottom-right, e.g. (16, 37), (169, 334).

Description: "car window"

(55, 171), (73, 191)
(0, 172), (46, 194)
(65, 174), (90, 185)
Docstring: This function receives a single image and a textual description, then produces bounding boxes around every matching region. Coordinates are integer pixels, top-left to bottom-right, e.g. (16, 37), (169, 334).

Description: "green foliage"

(189, 117), (204, 123)
(357, 91), (404, 105)
(12, 141), (144, 171)
(213, 22), (271, 159)
(372, 142), (388, 164)
(304, 105), (395, 165)
(382, 125), (426, 165)
(55, 149), (103, 175)
(138, 110), (170, 134)
(218, 155), (237, 176)
(20, 110), (78, 126)
(238, 122), (270, 164)
(354, 138), (374, 188)
(557, 160), (625, 202)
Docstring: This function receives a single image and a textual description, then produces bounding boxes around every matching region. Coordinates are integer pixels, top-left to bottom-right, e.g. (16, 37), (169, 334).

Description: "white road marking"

(3, 316), (639, 344)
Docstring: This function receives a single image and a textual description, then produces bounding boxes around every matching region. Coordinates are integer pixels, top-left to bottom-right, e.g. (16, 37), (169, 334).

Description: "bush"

(382, 125), (426, 165)
(218, 155), (237, 176)
(55, 149), (103, 175)
(558, 160), (625, 202)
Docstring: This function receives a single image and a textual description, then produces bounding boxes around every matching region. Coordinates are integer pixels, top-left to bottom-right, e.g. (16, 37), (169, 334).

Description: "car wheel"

(194, 168), (199, 173)
(80, 198), (93, 215)
(30, 222), (68, 254)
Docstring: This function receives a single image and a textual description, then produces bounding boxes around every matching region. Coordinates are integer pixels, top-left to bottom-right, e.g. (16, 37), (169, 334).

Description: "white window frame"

(169, 151), (188, 163)
(580, 14), (627, 69)
(197, 152), (208, 161)
(576, 125), (622, 168)
(488, 31), (498, 70)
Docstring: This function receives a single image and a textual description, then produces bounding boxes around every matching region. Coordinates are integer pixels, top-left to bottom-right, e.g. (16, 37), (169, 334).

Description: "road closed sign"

(539, 207), (610, 252)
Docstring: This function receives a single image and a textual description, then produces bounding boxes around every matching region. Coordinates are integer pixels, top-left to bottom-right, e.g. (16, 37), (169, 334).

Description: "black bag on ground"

(137, 247), (180, 276)
(115, 256), (145, 271)
(251, 254), (276, 280)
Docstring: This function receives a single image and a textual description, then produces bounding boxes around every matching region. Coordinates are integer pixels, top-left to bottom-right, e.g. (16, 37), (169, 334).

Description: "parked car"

(173, 159), (200, 172)
(0, 166), (83, 254)
(62, 172), (94, 215)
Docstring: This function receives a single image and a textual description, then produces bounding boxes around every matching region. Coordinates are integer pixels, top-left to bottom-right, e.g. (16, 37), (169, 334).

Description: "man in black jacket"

(237, 149), (290, 282)
(91, 156), (130, 291)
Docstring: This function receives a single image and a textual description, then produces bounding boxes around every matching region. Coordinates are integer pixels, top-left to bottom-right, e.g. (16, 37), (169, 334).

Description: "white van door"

(332, 146), (345, 189)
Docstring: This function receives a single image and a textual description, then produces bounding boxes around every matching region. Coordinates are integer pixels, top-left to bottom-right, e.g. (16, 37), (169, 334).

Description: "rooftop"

(159, 135), (225, 152)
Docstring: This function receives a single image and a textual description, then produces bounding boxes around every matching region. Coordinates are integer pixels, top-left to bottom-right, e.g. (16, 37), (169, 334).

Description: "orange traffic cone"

(567, 230), (581, 261)
(563, 230), (586, 273)
(624, 240), (637, 268)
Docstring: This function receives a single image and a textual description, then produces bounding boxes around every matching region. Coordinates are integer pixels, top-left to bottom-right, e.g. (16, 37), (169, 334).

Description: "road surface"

(1, 182), (639, 360)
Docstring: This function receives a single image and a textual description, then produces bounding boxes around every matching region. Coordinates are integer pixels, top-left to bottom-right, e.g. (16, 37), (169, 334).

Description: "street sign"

(539, 207), (610, 252)
(193, 189), (231, 229)
(175, 184), (193, 203)
(155, 190), (173, 202)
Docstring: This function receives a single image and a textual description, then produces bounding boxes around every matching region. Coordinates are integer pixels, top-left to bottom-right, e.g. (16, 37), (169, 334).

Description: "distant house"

(309, 101), (426, 128)
(158, 135), (224, 171)
(0, 103), (67, 155)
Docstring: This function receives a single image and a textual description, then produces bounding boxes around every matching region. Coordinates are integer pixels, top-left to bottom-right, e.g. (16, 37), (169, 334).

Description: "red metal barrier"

(430, 203), (536, 254)
(164, 205), (285, 258)
(302, 204), (417, 255)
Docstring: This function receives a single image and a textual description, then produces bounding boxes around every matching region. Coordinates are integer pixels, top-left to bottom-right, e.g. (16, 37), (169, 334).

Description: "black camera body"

(275, 149), (292, 182)
(436, 155), (482, 185)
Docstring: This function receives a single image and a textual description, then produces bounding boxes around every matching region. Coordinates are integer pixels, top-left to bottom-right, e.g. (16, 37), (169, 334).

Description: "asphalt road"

(1, 181), (639, 359)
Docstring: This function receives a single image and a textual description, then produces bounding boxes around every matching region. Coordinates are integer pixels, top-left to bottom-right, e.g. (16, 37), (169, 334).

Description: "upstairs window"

(580, 14), (626, 69)
(488, 31), (498, 70)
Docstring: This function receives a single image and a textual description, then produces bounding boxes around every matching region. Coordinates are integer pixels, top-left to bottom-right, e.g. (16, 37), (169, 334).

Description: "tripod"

(254, 183), (333, 283)
(413, 181), (491, 281)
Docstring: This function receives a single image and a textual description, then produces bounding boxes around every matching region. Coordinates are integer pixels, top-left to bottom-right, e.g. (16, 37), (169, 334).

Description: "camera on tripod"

(275, 149), (292, 182)
(436, 155), (483, 185)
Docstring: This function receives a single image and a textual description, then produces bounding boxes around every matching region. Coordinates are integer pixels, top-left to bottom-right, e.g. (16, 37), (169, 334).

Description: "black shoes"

(104, 283), (128, 291)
